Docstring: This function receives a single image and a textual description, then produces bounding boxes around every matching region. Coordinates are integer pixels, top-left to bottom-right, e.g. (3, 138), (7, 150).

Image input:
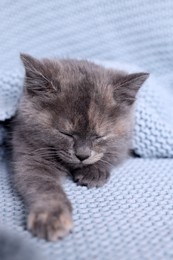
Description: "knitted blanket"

(1, 2), (173, 260)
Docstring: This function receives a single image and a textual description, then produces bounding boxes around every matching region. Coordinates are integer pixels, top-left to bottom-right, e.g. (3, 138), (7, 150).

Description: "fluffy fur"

(11, 54), (149, 241)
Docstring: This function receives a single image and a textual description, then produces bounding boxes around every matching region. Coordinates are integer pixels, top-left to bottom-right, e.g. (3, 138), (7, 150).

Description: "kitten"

(11, 54), (149, 241)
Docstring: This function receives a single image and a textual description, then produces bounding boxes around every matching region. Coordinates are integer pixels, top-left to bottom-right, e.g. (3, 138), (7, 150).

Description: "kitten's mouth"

(79, 152), (104, 165)
(58, 152), (104, 168)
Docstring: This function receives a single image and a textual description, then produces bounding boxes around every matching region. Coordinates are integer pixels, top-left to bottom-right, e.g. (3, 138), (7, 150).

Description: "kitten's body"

(12, 54), (148, 241)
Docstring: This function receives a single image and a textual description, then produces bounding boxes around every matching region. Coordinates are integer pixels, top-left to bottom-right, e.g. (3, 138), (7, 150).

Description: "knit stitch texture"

(0, 1), (173, 259)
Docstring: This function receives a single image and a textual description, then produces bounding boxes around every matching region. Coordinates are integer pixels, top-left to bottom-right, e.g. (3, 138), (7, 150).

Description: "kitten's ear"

(21, 53), (43, 79)
(115, 72), (149, 106)
(20, 53), (56, 95)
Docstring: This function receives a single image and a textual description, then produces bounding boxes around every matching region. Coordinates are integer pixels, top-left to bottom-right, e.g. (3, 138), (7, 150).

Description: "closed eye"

(59, 131), (73, 138)
(93, 135), (104, 140)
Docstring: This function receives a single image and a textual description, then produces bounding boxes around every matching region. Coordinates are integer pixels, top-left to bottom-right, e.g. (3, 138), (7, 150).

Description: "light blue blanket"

(1, 1), (173, 260)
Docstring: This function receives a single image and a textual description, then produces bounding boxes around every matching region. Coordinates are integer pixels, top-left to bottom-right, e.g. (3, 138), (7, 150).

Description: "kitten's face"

(19, 54), (149, 168)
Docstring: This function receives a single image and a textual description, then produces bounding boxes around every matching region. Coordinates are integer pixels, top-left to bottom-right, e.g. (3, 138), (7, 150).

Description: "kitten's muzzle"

(75, 146), (91, 162)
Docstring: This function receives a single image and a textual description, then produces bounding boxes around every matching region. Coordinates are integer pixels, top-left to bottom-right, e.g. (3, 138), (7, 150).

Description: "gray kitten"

(11, 54), (149, 241)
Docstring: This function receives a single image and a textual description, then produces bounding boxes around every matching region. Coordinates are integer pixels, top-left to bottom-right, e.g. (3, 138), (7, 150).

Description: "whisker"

(100, 159), (113, 167)
(32, 147), (56, 153)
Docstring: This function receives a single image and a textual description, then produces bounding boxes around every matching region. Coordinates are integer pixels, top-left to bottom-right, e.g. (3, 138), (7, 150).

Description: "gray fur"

(11, 54), (149, 240)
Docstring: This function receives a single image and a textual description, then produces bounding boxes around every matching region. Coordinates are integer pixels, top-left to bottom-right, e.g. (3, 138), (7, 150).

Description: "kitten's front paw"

(73, 165), (110, 188)
(28, 205), (73, 241)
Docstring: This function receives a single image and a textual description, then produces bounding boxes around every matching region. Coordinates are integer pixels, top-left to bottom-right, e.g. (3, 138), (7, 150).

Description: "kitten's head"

(19, 54), (149, 168)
